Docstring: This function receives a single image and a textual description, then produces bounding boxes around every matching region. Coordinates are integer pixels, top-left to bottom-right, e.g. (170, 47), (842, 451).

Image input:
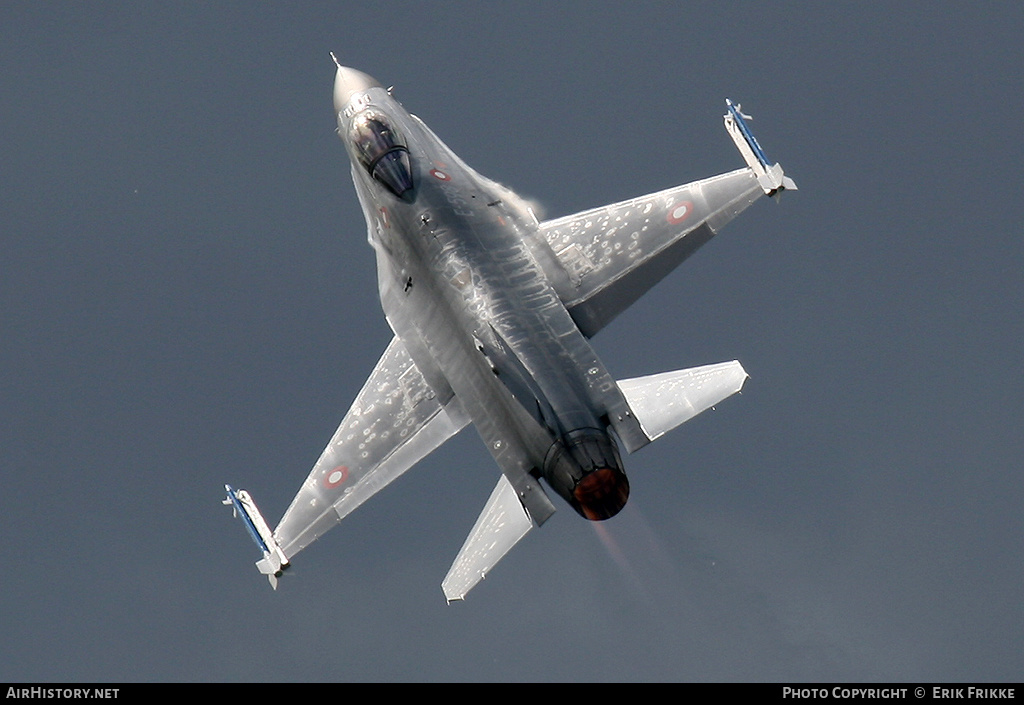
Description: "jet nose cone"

(333, 64), (382, 113)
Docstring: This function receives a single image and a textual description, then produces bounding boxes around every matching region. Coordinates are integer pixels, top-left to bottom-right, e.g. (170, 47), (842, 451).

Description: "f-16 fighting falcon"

(225, 58), (796, 601)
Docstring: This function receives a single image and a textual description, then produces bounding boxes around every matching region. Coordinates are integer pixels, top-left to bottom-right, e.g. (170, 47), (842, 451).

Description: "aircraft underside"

(224, 60), (796, 601)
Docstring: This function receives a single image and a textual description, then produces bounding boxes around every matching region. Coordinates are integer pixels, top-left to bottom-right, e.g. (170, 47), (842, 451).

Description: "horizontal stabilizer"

(724, 99), (797, 196)
(442, 474), (536, 602)
(223, 484), (289, 589)
(617, 361), (749, 442)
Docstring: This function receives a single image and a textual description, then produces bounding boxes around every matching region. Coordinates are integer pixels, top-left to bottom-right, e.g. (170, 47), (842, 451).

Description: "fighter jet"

(225, 60), (796, 601)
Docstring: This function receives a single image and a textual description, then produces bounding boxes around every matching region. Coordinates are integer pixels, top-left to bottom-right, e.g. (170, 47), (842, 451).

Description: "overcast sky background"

(2, 2), (1022, 682)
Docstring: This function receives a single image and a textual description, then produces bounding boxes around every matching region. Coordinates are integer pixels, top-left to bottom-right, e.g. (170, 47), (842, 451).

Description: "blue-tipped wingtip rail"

(724, 98), (797, 196)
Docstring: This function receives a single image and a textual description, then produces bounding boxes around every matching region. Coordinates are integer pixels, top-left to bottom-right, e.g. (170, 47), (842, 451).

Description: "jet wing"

(539, 167), (763, 338)
(273, 336), (469, 559)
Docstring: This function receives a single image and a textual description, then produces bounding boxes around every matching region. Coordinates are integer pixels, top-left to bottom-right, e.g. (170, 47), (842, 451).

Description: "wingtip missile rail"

(223, 484), (289, 589)
(723, 98), (797, 196)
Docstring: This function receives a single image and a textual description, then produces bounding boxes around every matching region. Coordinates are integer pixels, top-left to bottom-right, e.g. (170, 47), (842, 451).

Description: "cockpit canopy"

(350, 110), (414, 198)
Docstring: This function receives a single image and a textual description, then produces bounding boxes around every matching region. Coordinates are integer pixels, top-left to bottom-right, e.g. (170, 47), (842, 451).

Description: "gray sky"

(2, 2), (1022, 682)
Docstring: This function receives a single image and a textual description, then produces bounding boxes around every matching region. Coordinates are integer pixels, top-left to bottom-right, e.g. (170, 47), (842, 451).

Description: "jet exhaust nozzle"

(572, 466), (630, 521)
(543, 428), (629, 521)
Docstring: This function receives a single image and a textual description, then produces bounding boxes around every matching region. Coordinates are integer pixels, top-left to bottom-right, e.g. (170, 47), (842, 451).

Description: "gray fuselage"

(335, 74), (637, 520)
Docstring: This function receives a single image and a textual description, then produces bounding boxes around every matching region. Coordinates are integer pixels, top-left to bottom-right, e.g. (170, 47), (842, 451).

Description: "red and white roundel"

(430, 168), (451, 181)
(323, 466), (349, 488)
(667, 201), (693, 224)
